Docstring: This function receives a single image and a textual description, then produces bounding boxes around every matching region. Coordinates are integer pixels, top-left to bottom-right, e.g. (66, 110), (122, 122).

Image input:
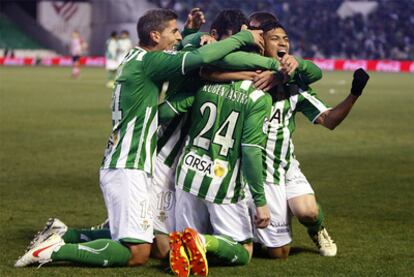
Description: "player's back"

(176, 80), (271, 204)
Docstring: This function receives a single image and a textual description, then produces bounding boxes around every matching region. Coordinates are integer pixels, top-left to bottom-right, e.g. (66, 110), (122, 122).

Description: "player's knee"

(267, 245), (290, 259)
(298, 208), (319, 222)
(127, 243), (151, 266)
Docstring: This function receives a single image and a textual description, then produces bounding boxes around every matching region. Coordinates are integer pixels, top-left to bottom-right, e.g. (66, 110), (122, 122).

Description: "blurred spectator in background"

(70, 31), (87, 78)
(149, 0), (414, 60)
(117, 30), (133, 66)
(105, 31), (118, 88)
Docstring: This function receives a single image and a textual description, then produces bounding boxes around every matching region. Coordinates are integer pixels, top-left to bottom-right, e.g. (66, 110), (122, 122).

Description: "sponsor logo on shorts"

(157, 211), (168, 223)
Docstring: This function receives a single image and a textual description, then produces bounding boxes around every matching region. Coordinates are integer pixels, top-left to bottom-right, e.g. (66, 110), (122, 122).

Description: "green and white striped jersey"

(101, 47), (192, 174)
(264, 86), (330, 185)
(167, 80), (272, 204)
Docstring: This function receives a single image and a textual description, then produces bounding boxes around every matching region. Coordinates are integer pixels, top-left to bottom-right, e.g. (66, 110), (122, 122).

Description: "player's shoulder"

(234, 80), (271, 104)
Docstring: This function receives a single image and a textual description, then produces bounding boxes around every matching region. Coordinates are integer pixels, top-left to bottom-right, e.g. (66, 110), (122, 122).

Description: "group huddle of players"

(15, 7), (369, 277)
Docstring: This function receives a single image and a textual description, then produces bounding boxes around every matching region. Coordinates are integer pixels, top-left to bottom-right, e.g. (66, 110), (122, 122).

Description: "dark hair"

(121, 30), (129, 36)
(110, 31), (117, 38)
(137, 9), (178, 46)
(210, 9), (248, 39)
(248, 11), (285, 33)
(249, 11), (279, 26)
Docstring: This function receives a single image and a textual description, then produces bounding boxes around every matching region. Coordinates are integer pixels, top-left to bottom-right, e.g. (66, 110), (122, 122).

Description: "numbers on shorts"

(139, 200), (150, 219)
(193, 102), (240, 157)
(156, 191), (174, 211)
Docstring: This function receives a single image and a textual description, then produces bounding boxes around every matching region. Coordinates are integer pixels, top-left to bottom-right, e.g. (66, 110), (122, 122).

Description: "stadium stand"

(149, 0), (414, 60)
(0, 14), (43, 50)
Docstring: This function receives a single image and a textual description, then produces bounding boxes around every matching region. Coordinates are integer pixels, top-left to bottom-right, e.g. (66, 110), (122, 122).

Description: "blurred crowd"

(149, 0), (414, 60)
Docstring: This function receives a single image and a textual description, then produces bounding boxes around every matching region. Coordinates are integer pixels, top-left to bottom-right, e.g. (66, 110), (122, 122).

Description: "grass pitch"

(0, 67), (413, 276)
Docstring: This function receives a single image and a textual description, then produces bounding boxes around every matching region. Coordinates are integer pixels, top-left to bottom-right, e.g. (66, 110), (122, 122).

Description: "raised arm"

(315, 69), (370, 130)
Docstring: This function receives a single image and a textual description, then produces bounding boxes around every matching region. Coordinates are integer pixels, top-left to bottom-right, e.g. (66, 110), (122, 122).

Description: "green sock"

(62, 228), (111, 243)
(51, 239), (131, 267)
(300, 203), (325, 236)
(107, 71), (115, 82)
(203, 234), (249, 266)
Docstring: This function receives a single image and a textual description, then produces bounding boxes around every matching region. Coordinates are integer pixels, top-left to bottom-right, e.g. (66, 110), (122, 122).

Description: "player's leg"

(205, 198), (254, 266)
(151, 155), (177, 259)
(101, 168), (154, 265)
(252, 182), (292, 259)
(286, 159), (337, 256)
(170, 188), (210, 277)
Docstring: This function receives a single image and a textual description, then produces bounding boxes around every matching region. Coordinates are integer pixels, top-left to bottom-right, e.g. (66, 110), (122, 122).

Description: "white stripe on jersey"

(302, 91), (329, 115)
(240, 80), (253, 91)
(223, 159), (240, 203)
(276, 95), (299, 185)
(116, 117), (137, 168)
(249, 90), (264, 102)
(158, 116), (186, 163)
(181, 52), (189, 75)
(265, 101), (284, 183)
(136, 51), (146, 61)
(144, 112), (158, 173)
(176, 160), (188, 189)
(134, 107), (152, 168)
(165, 100), (179, 115)
(103, 129), (121, 169)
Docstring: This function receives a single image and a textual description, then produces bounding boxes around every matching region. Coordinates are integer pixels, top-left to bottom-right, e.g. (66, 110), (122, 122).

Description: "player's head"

(248, 12), (289, 59)
(210, 9), (248, 40)
(248, 11), (278, 29)
(110, 31), (117, 39)
(120, 30), (129, 38)
(137, 9), (182, 50)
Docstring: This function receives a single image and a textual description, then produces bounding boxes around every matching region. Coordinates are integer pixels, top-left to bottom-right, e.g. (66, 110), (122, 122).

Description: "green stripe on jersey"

(264, 88), (329, 185)
(174, 80), (272, 204)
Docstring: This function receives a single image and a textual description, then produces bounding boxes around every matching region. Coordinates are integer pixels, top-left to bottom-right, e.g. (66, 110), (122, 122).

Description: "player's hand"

(255, 205), (270, 229)
(253, 70), (281, 91)
(184, 8), (206, 30)
(243, 27), (264, 54)
(200, 34), (216, 46)
(279, 54), (298, 76)
(351, 68), (370, 96)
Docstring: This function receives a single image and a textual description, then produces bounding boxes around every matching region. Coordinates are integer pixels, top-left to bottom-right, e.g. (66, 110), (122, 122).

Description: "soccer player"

(14, 8), (265, 268)
(247, 13), (370, 258)
(160, 78), (272, 277)
(70, 31), (86, 78)
(116, 30), (133, 65)
(105, 31), (119, 88)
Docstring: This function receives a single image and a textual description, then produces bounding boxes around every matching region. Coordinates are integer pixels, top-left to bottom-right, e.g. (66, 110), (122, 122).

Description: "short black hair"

(137, 9), (178, 46)
(210, 9), (248, 39)
(248, 11), (285, 33)
(121, 30), (129, 36)
(249, 11), (279, 26)
(110, 31), (117, 38)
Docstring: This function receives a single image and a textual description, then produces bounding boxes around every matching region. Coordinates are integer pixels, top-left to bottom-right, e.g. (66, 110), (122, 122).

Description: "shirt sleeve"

(242, 92), (272, 148)
(158, 92), (195, 123)
(297, 88), (330, 123)
(212, 51), (280, 71)
(294, 57), (323, 85)
(144, 30), (255, 82)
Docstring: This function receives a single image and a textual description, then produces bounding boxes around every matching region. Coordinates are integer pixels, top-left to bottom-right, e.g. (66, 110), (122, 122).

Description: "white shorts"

(249, 183), (292, 248)
(99, 168), (154, 243)
(105, 59), (119, 70)
(175, 187), (253, 243)
(151, 156), (176, 235)
(286, 158), (314, 200)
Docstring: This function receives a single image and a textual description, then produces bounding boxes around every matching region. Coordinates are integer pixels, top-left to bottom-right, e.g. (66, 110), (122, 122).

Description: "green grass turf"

(1, 67), (413, 276)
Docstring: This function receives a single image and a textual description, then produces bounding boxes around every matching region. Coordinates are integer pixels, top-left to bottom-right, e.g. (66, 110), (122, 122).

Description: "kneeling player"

(159, 79), (272, 277)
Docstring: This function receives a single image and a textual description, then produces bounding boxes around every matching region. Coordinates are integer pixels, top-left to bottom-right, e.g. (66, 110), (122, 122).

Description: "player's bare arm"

(316, 68), (370, 130)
